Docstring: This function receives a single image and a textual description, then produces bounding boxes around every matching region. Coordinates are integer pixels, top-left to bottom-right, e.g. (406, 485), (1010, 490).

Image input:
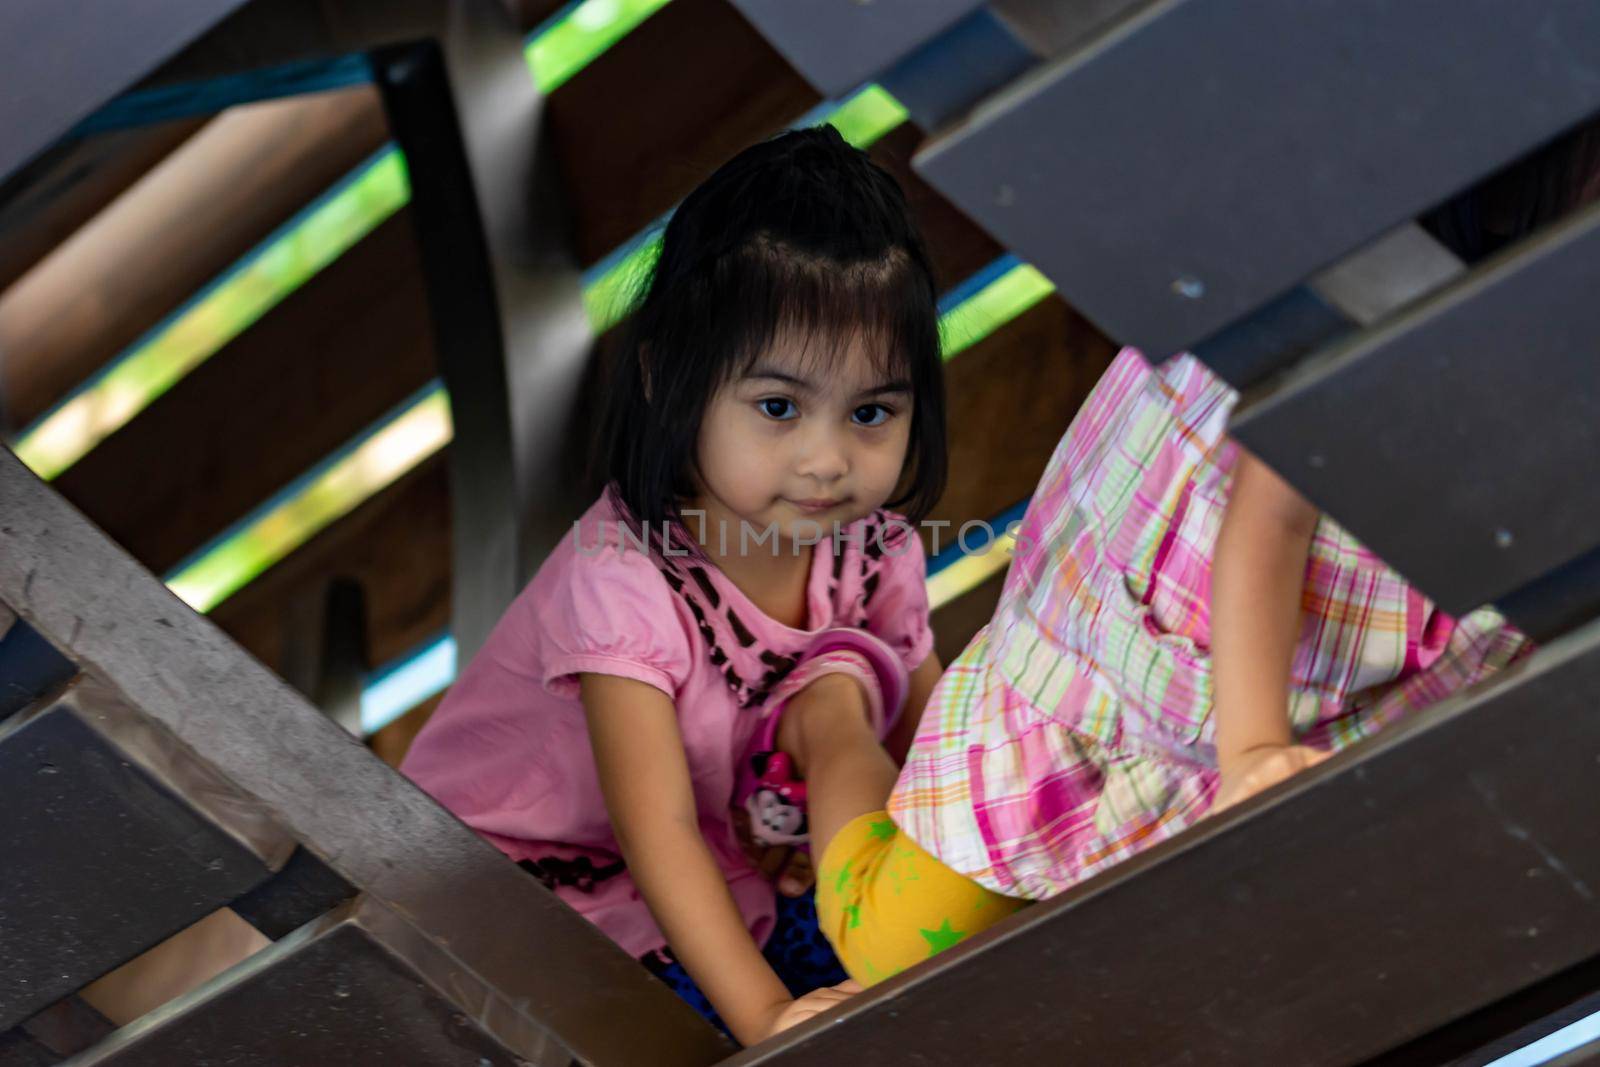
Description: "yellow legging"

(814, 811), (1028, 985)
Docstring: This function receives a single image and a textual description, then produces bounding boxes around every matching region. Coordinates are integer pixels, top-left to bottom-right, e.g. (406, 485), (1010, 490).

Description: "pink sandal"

(735, 628), (909, 847)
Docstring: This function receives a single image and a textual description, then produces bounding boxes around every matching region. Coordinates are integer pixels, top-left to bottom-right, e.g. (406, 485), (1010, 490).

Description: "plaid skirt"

(889, 348), (1530, 900)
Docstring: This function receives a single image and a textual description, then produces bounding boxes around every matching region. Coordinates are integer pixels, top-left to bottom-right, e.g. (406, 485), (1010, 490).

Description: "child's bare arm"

(884, 652), (941, 763)
(1210, 449), (1328, 811)
(581, 674), (841, 1044)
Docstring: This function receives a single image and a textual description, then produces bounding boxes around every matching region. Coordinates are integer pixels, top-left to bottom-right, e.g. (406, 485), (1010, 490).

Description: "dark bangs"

(596, 125), (947, 534)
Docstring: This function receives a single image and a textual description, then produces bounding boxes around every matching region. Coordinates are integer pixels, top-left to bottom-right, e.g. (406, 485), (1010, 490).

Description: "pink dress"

(401, 493), (933, 958)
(889, 348), (1530, 900)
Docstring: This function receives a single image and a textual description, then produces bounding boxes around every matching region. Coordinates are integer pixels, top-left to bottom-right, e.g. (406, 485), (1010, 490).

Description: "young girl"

(776, 121), (1600, 985)
(399, 126), (946, 1044)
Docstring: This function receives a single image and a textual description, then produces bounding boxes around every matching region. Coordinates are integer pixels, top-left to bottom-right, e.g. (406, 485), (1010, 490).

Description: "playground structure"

(2, 1), (1599, 1063)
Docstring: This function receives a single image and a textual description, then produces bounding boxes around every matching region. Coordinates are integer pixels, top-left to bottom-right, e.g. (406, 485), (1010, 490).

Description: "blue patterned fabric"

(639, 889), (850, 1036)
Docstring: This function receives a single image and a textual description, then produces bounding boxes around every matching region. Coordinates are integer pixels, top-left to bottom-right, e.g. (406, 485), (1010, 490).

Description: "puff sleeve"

(863, 518), (936, 671)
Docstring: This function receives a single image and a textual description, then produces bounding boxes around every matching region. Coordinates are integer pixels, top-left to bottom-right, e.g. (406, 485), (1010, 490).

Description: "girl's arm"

(884, 652), (941, 763)
(1210, 449), (1330, 812)
(580, 674), (850, 1044)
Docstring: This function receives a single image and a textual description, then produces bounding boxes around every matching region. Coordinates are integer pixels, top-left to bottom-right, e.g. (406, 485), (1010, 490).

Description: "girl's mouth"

(789, 497), (846, 512)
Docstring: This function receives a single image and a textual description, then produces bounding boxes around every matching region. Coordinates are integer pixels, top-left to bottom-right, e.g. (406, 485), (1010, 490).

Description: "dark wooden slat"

(375, 17), (593, 659)
(17, 997), (114, 1061)
(930, 570), (1005, 667)
(0, 86), (389, 429)
(549, 0), (820, 266)
(0, 616), (76, 719)
(72, 896), (579, 1066)
(0, 445), (731, 1065)
(924, 295), (1117, 540)
(54, 211), (435, 577)
(915, 0), (1600, 359)
(1367, 967), (1600, 1067)
(727, 0), (985, 97)
(124, 0), (432, 100)
(1231, 199), (1600, 621)
(735, 620), (1600, 1065)
(231, 847), (357, 942)
(212, 456), (452, 678)
(866, 123), (1005, 292)
(0, 679), (293, 1029)
(0, 1030), (53, 1067)
(873, 9), (1039, 154)
(0, 0), (249, 185)
(46, 2), (820, 585)
(505, 0), (569, 31)
(0, 119), (206, 297)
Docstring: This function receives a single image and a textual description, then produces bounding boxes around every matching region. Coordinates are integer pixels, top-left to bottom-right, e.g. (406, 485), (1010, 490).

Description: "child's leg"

(814, 812), (1026, 986)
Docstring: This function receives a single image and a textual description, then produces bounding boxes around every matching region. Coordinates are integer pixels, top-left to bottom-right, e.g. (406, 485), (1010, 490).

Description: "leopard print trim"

(644, 509), (906, 708)
(518, 854), (626, 894)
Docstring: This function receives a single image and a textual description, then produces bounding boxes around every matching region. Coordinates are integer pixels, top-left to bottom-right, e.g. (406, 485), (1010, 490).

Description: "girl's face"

(691, 333), (913, 547)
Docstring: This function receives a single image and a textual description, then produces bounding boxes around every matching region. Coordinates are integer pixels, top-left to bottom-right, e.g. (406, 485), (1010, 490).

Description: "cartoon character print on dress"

(745, 750), (810, 841)
(643, 509), (902, 710)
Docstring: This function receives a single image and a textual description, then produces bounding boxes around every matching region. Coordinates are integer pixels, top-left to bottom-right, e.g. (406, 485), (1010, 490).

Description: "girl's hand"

(1213, 744), (1330, 814)
(754, 980), (863, 1042)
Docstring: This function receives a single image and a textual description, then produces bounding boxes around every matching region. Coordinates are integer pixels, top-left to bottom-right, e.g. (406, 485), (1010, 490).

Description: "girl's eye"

(759, 397), (798, 420)
(852, 404), (892, 427)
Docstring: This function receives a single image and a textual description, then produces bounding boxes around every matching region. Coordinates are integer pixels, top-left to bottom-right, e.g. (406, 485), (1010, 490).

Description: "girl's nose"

(795, 427), (849, 482)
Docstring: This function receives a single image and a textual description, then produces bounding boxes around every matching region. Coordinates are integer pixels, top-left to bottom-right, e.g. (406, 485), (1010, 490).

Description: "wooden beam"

(0, 119), (206, 297)
(0, 443), (730, 1065)
(866, 122), (1005, 292)
(924, 295), (1117, 541)
(930, 569), (1004, 667)
(0, 0), (249, 186)
(740, 620), (1600, 1064)
(211, 455), (452, 679)
(374, 6), (593, 660)
(914, 0), (1600, 361)
(52, 211), (435, 576)
(548, 0), (820, 266)
(504, 0), (568, 31)
(0, 86), (387, 429)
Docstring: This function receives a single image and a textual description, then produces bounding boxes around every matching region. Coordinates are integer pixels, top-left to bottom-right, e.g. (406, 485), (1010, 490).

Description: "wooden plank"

(0, 119), (205, 296)
(0, 679), (292, 1029)
(728, 0), (986, 97)
(866, 122), (1005, 292)
(738, 620), (1600, 1065)
(914, 0), (1600, 359)
(53, 211), (435, 577)
(548, 0), (820, 266)
(376, 9), (595, 660)
(505, 0), (569, 31)
(1230, 200), (1600, 620)
(0, 86), (388, 429)
(73, 896), (613, 1067)
(0, 444), (732, 1066)
(930, 569), (1004, 667)
(923, 295), (1117, 541)
(0, 0), (249, 185)
(211, 456), (452, 679)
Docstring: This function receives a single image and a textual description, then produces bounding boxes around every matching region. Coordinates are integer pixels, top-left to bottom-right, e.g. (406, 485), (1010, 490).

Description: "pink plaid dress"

(889, 348), (1530, 900)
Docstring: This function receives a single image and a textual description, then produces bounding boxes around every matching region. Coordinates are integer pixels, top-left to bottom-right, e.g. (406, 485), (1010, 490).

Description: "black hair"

(595, 125), (947, 535)
(1421, 114), (1600, 263)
